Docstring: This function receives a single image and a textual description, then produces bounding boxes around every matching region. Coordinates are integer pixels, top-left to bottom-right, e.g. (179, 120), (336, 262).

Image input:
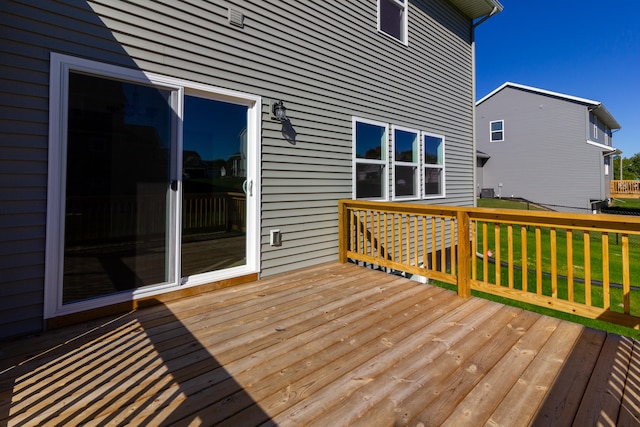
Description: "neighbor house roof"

(477, 82), (622, 130)
(448, 0), (504, 20)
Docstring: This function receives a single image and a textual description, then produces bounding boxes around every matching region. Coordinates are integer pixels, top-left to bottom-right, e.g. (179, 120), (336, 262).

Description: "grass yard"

(611, 198), (640, 208)
(477, 197), (547, 211)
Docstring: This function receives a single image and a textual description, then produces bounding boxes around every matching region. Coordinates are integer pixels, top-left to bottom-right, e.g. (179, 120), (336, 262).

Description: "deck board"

(1, 262), (640, 426)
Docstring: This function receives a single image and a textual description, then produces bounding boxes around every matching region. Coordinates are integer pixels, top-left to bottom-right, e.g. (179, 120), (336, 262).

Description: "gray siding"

(476, 86), (608, 212)
(0, 0), (475, 338)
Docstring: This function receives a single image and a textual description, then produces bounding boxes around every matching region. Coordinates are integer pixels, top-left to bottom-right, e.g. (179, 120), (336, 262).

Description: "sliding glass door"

(181, 96), (248, 277)
(63, 73), (174, 303)
(47, 55), (259, 316)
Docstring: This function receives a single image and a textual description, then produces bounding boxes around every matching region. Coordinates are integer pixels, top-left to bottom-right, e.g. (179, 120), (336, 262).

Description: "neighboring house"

(0, 0), (502, 339)
(476, 82), (621, 212)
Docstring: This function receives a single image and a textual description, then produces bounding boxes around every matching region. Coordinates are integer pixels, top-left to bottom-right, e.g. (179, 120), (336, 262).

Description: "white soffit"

(448, 0), (504, 20)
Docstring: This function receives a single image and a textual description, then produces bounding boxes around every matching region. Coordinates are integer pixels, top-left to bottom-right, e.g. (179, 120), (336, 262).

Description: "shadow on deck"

(1, 262), (639, 426)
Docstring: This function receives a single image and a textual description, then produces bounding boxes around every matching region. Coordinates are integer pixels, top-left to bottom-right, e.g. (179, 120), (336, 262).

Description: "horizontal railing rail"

(611, 180), (640, 197)
(339, 200), (640, 329)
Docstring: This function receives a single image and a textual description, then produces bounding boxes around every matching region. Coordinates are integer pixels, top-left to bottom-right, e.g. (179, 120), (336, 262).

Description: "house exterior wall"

(0, 0), (477, 339)
(476, 86), (608, 212)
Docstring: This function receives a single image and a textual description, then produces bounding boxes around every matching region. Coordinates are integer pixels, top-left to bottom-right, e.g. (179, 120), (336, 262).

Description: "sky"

(475, 0), (640, 157)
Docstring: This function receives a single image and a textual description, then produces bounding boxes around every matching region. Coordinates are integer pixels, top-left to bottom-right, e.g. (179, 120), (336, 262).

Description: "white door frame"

(44, 53), (261, 319)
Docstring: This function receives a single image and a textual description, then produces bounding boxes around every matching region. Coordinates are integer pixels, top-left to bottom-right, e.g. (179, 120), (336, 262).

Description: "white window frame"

(377, 0), (409, 45)
(352, 117), (389, 201)
(391, 125), (420, 201)
(490, 120), (504, 142)
(45, 53), (261, 319)
(422, 131), (446, 199)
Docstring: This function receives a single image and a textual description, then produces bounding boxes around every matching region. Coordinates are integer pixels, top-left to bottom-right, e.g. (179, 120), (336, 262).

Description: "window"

(423, 133), (445, 198)
(378, 0), (408, 44)
(353, 118), (388, 200)
(490, 120), (504, 142)
(392, 126), (419, 200)
(593, 123), (598, 140)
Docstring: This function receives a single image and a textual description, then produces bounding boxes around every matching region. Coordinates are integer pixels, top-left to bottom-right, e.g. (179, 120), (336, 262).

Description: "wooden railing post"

(338, 200), (347, 263)
(456, 209), (471, 298)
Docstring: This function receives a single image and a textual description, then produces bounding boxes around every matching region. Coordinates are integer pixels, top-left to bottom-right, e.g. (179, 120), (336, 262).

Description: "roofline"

(477, 82), (621, 130)
(446, 0), (504, 21)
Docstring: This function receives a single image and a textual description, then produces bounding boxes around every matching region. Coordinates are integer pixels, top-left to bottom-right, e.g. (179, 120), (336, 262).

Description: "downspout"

(471, 7), (499, 206)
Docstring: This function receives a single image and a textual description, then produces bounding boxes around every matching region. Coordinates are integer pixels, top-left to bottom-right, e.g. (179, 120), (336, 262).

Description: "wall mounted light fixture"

(271, 100), (288, 121)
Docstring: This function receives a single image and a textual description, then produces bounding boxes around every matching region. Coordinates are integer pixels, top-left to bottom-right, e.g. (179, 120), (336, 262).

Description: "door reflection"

(181, 96), (248, 278)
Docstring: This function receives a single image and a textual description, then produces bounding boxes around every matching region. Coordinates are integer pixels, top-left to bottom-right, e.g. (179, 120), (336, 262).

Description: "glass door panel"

(62, 73), (173, 304)
(181, 96), (248, 277)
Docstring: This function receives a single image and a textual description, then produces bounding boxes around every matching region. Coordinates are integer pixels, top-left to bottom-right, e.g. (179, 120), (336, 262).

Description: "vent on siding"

(228, 8), (244, 28)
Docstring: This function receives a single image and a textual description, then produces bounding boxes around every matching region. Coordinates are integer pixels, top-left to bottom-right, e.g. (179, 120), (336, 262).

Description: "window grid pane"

(424, 134), (443, 165)
(379, 0), (405, 42)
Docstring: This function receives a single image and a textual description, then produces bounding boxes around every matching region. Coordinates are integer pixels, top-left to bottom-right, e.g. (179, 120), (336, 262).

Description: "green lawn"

(611, 198), (640, 208)
(477, 197), (547, 211)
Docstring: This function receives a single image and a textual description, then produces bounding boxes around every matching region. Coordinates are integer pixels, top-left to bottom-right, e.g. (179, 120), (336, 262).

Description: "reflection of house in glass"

(230, 128), (247, 177)
(183, 150), (209, 179)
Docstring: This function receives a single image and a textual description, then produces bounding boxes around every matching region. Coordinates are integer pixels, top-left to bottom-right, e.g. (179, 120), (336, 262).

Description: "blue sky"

(475, 0), (640, 157)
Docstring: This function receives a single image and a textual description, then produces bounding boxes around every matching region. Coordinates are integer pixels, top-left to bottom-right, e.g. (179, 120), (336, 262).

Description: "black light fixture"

(272, 100), (288, 121)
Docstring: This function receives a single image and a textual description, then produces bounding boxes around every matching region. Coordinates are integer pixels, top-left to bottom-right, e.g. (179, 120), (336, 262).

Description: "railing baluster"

(440, 217), (446, 273)
(414, 216), (419, 269)
(483, 222), (488, 283)
(584, 231), (591, 306)
(567, 230), (573, 302)
(369, 210), (374, 259)
(391, 213), (397, 263)
(383, 212), (388, 263)
(398, 214), (404, 264)
(422, 216), (428, 270)
(471, 221), (477, 280)
(405, 215), (412, 264)
(450, 218), (456, 276)
(550, 228), (557, 298)
(602, 232), (610, 310)
(507, 224), (513, 288)
(432, 217), (437, 270)
(355, 210), (361, 255)
(536, 226), (542, 295)
(623, 234), (630, 314)
(521, 225), (527, 292)
(494, 223), (501, 286)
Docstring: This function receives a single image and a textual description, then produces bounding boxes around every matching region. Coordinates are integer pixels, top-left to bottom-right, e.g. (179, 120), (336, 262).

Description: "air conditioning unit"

(481, 188), (494, 198)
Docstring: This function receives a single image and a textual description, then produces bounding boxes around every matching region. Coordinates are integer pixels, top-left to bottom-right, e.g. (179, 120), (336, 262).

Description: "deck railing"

(611, 180), (640, 197)
(338, 199), (640, 329)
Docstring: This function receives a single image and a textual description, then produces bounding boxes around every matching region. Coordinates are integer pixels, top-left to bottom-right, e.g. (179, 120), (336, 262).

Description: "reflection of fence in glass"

(65, 192), (246, 245)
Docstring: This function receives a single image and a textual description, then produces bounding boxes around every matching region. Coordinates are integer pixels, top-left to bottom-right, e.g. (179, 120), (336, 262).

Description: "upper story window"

(490, 120), (504, 142)
(378, 0), (408, 44)
(423, 133), (445, 198)
(392, 126), (419, 200)
(353, 118), (388, 200)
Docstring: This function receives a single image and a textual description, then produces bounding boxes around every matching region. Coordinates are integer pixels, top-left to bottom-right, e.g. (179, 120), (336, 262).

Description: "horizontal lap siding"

(0, 0), (473, 338)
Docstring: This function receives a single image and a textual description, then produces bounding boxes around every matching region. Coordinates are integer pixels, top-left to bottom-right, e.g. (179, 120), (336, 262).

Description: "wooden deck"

(1, 262), (639, 426)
